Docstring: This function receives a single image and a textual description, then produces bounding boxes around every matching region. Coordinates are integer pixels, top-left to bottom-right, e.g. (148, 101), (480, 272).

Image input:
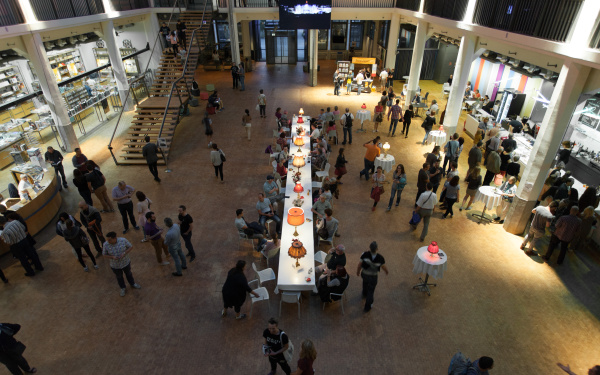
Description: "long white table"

(276, 116), (317, 293)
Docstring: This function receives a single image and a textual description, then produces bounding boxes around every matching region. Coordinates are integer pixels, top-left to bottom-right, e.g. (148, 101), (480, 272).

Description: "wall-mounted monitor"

(279, 0), (332, 30)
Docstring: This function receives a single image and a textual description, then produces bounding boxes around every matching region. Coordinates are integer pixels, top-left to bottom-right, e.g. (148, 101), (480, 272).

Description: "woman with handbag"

(373, 101), (384, 133)
(242, 108), (252, 141)
(0, 323), (36, 374)
(210, 143), (225, 182)
(370, 166), (386, 211)
(334, 148), (348, 183)
(386, 164), (407, 211)
(62, 219), (98, 272)
(136, 191), (152, 242)
(441, 175), (461, 219)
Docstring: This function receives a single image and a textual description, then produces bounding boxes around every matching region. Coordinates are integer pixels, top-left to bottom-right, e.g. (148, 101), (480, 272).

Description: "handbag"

(255, 104), (260, 111)
(220, 150), (226, 162)
(409, 211), (422, 225)
(317, 219), (329, 239)
(80, 231), (90, 245)
(280, 332), (294, 363)
(334, 166), (347, 176)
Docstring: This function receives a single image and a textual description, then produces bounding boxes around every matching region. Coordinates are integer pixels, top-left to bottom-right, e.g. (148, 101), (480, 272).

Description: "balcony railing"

(423, 0), (469, 21)
(472, 0), (583, 43)
(110, 0), (150, 11)
(332, 0), (394, 7)
(29, 0), (104, 21)
(396, 0), (420, 11)
(0, 0), (25, 26)
(221, 0), (397, 7)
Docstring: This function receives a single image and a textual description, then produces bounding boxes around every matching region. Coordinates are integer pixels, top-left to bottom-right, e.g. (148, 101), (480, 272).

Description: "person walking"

(72, 169), (93, 206)
(78, 201), (105, 257)
(238, 62), (246, 91)
(370, 166), (385, 211)
(44, 146), (68, 190)
(333, 70), (341, 96)
(291, 339), (317, 375)
(543, 206), (581, 265)
(460, 167), (482, 211)
(102, 232), (141, 297)
(521, 201), (557, 256)
(62, 219), (98, 272)
(163, 218), (187, 277)
(0, 216), (43, 277)
(86, 162), (114, 213)
(412, 183), (438, 242)
(230, 63), (239, 89)
(356, 241), (388, 312)
(356, 70), (364, 95)
(341, 108), (354, 145)
(483, 147), (501, 186)
(144, 212), (170, 266)
(159, 22), (170, 49)
(359, 138), (380, 181)
(210, 143), (225, 182)
(415, 162), (430, 206)
(258, 89), (267, 118)
(176, 19), (187, 48)
(0, 322), (37, 374)
(112, 181), (140, 234)
(401, 104), (414, 138)
(387, 99), (402, 136)
(441, 176), (460, 219)
(221, 260), (259, 319)
(203, 112), (214, 148)
(168, 31), (179, 61)
(373, 101), (384, 133)
(136, 191), (152, 242)
(177, 205), (196, 262)
(263, 318), (292, 375)
(421, 111), (436, 145)
(242, 109), (252, 140)
(386, 164), (407, 211)
(142, 136), (161, 182)
(442, 133), (460, 176)
(334, 148), (348, 183)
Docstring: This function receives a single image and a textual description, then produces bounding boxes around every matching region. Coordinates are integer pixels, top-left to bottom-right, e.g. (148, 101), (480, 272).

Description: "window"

(331, 21), (347, 50)
(349, 21), (364, 49)
(297, 29), (307, 61)
(318, 29), (328, 50)
(378, 21), (389, 48)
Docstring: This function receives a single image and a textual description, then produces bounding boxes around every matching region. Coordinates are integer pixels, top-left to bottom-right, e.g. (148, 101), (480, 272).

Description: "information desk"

(0, 165), (62, 255)
(276, 117), (316, 293)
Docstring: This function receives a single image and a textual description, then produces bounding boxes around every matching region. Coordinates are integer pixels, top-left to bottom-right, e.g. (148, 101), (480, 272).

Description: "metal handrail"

(156, 0), (210, 168)
(107, 0), (183, 165)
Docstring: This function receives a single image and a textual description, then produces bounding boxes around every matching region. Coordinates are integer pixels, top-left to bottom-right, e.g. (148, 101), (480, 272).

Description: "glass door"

(274, 37), (289, 64)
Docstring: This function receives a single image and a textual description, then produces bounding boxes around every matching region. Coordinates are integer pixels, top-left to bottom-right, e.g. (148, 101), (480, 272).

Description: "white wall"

(115, 22), (151, 75)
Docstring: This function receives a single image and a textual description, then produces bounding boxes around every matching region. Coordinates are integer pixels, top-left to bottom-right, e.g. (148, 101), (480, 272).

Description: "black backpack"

(344, 113), (353, 128)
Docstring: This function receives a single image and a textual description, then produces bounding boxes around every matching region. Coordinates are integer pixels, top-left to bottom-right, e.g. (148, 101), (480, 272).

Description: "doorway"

(265, 31), (297, 64)
(274, 37), (289, 64)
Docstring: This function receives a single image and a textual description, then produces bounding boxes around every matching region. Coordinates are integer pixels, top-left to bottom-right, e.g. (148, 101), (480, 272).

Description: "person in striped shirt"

(387, 99), (403, 137)
(0, 216), (43, 277)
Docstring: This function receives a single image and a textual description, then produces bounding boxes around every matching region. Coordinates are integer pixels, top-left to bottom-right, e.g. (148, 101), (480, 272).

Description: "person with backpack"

(341, 108), (354, 145)
(230, 62), (239, 89)
(442, 133), (460, 177)
(421, 111), (436, 145)
(210, 143), (225, 182)
(85, 161), (114, 213)
(263, 317), (292, 375)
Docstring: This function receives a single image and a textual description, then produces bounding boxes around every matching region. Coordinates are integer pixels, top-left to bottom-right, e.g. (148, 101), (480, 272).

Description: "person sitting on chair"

(208, 91), (224, 112)
(412, 93), (421, 104)
(317, 265), (350, 303)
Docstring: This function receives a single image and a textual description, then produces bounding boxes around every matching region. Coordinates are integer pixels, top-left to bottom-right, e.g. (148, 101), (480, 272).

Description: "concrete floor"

(0, 60), (599, 374)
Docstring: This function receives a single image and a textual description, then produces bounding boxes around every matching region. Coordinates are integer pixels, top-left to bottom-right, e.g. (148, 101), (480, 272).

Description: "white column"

(385, 14), (400, 69)
(228, 4), (240, 65)
(504, 61), (590, 234)
(144, 15), (162, 72)
(567, 0), (600, 47)
(309, 29), (318, 87)
(462, 0), (478, 23)
(241, 20), (252, 64)
(406, 20), (428, 102)
(101, 21), (132, 111)
(21, 33), (79, 152)
(443, 35), (476, 135)
(17, 0), (37, 24)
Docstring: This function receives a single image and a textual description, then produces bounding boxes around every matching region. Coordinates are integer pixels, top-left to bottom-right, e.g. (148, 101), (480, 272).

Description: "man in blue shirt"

(164, 217), (186, 277)
(467, 356), (494, 374)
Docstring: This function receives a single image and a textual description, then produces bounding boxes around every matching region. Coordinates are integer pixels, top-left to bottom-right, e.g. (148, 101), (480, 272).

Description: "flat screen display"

(279, 0), (332, 30)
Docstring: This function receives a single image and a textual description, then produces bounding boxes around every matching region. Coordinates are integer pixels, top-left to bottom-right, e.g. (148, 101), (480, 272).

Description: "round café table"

(473, 185), (503, 223)
(427, 130), (447, 146)
(412, 246), (448, 296)
(355, 110), (371, 133)
(374, 154), (395, 173)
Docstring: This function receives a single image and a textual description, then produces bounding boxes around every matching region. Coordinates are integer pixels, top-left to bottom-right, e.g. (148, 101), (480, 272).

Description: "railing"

(472, 0), (583, 42)
(396, 0), (420, 11)
(0, 0), (25, 26)
(423, 0), (469, 21)
(332, 0), (394, 7)
(109, 0), (150, 10)
(29, 0), (104, 21)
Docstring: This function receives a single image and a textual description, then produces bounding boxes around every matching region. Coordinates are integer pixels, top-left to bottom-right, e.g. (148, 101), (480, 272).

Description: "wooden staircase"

(118, 10), (211, 165)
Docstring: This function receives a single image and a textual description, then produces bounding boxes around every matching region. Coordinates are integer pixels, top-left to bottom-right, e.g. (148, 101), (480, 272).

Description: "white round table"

(356, 110), (371, 123)
(473, 186), (503, 223)
(412, 246), (447, 296)
(374, 154), (395, 173)
(427, 130), (447, 146)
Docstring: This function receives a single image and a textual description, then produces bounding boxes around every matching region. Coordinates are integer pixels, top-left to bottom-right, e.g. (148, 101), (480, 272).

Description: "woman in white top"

(371, 166), (385, 211)
(257, 89), (267, 118)
(18, 175), (32, 200)
(136, 191), (152, 242)
(210, 143), (225, 181)
(242, 109), (252, 140)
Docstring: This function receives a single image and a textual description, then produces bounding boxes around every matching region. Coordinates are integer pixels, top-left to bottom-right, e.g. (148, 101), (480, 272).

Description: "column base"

(309, 69), (318, 87)
(56, 123), (80, 153)
(503, 195), (536, 235)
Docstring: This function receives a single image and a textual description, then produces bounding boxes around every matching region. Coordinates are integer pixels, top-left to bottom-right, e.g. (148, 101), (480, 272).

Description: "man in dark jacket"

(176, 20), (187, 48)
(44, 146), (68, 190)
(0, 323), (36, 374)
(468, 141), (483, 172)
(483, 147), (502, 186)
(142, 136), (161, 182)
(79, 201), (106, 257)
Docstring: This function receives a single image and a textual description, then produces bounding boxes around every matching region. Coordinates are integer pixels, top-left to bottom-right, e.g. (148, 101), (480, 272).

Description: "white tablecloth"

(356, 110), (371, 123)
(475, 185), (503, 210)
(374, 154), (395, 173)
(427, 130), (447, 146)
(412, 246), (447, 279)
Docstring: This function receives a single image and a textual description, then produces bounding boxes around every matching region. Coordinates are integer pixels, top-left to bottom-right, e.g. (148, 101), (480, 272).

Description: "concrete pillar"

(370, 21), (380, 58)
(444, 35), (476, 135)
(21, 33), (79, 152)
(101, 21), (133, 111)
(241, 20), (252, 62)
(309, 29), (318, 87)
(503, 60), (591, 234)
(228, 3), (240, 65)
(385, 14), (401, 69)
(406, 20), (428, 102)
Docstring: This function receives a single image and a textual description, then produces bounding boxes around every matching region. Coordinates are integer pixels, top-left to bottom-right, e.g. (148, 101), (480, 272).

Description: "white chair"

(279, 291), (301, 318)
(272, 160), (277, 174)
(269, 152), (279, 165)
(252, 262), (276, 286)
(322, 291), (347, 315)
(261, 244), (280, 268)
(314, 250), (328, 265)
(442, 83), (450, 98)
(312, 180), (322, 190)
(248, 280), (270, 318)
(238, 232), (254, 251)
(275, 144), (282, 153)
(272, 129), (279, 138)
(317, 227), (336, 247)
(315, 163), (331, 181)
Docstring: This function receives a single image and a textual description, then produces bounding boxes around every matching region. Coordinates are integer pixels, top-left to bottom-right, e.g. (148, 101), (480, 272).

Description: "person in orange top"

(359, 136), (381, 181)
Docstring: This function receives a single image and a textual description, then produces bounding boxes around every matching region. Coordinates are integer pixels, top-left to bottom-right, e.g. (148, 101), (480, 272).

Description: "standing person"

(570, 206), (598, 251)
(136, 191), (152, 242)
(359, 138), (381, 181)
(238, 63), (245, 91)
(412, 183), (438, 242)
(370, 166), (385, 211)
(71, 148), (88, 174)
(176, 19), (187, 48)
(441, 176), (460, 219)
(142, 136), (161, 182)
(0, 216), (43, 277)
(341, 108), (353, 145)
(230, 63), (239, 89)
(334, 148), (348, 183)
(468, 141), (483, 173)
(428, 160), (443, 194)
(401, 104), (414, 138)
(388, 68), (395, 88)
(177, 205), (195, 262)
(0, 323), (37, 374)
(62, 219), (98, 272)
(102, 232), (141, 297)
(242, 109), (252, 140)
(415, 162), (430, 205)
(159, 22), (170, 49)
(442, 133), (460, 176)
(421, 111), (436, 145)
(543, 206), (581, 265)
(144, 212), (170, 266)
(386, 164), (407, 211)
(379, 68), (388, 91)
(169, 31), (179, 61)
(73, 169), (93, 206)
(356, 241), (388, 312)
(263, 318), (292, 375)
(291, 339), (317, 375)
(258, 89), (267, 118)
(346, 74), (353, 95)
(493, 176), (517, 224)
(333, 69), (340, 96)
(387, 99), (402, 137)
(203, 112), (213, 147)
(163, 218), (187, 277)
(460, 167), (482, 211)
(210, 143), (225, 182)
(44, 146), (68, 190)
(111, 181), (140, 234)
(221, 260), (259, 319)
(483, 147), (501, 186)
(356, 70), (364, 95)
(78, 201), (105, 257)
(86, 162), (113, 212)
(521, 201), (557, 256)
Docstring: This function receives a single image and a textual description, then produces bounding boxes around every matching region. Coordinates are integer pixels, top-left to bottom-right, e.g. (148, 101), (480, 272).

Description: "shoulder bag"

(219, 150), (226, 162)
(280, 331), (294, 363)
